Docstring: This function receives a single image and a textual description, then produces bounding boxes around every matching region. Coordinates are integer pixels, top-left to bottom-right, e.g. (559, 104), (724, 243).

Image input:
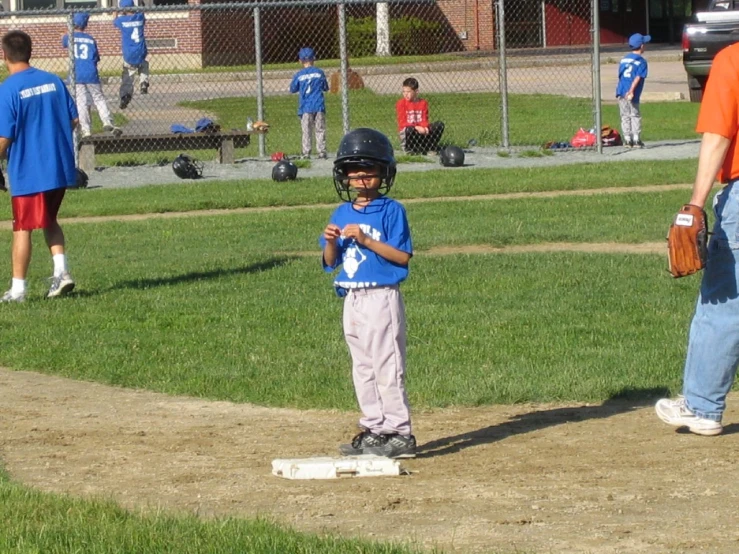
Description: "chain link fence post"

(338, 2), (350, 136)
(592, 0), (602, 154)
(67, 11), (78, 166)
(254, 5), (266, 158)
(496, 0), (510, 150)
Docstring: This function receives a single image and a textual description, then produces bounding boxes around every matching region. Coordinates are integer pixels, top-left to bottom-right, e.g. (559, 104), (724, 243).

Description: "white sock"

(11, 278), (26, 296)
(633, 133), (640, 142)
(52, 254), (68, 277)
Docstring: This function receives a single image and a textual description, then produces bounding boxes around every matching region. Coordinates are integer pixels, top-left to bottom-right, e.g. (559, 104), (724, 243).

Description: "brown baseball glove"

(667, 204), (708, 278)
(252, 120), (270, 132)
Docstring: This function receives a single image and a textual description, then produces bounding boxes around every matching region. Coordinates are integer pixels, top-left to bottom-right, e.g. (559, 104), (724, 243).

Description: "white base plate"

(272, 455), (402, 480)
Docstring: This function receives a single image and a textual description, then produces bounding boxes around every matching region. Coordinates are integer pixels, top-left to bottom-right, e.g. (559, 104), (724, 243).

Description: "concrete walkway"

(84, 137), (700, 189)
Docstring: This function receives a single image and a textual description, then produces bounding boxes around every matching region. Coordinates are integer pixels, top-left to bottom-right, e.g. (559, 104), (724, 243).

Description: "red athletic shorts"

(11, 188), (66, 232)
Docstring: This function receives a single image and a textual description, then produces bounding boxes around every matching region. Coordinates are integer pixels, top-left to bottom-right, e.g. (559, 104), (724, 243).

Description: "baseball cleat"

(338, 430), (387, 456)
(364, 434), (417, 458)
(119, 94), (132, 110)
(47, 272), (75, 298)
(140, 82), (149, 95)
(0, 289), (25, 303)
(655, 396), (723, 436)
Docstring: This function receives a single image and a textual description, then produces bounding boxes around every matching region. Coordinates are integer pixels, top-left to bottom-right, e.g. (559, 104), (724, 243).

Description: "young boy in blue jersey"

(289, 47), (329, 159)
(320, 128), (416, 459)
(62, 13), (121, 138)
(0, 31), (79, 302)
(114, 0), (149, 110)
(616, 33), (650, 148)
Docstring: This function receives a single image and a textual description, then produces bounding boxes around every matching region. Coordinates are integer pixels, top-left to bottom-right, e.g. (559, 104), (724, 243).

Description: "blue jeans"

(683, 180), (739, 421)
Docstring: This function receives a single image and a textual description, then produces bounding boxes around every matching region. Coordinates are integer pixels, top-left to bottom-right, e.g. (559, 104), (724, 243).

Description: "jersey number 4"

(130, 27), (141, 43)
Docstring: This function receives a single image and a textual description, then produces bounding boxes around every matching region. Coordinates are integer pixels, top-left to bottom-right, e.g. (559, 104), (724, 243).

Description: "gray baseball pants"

(120, 60), (150, 99)
(343, 285), (412, 436)
(301, 112), (326, 156)
(75, 83), (114, 135)
(618, 96), (642, 137)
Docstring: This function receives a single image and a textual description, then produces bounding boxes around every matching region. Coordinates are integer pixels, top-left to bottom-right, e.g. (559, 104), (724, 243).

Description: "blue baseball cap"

(628, 33), (651, 49)
(73, 12), (89, 28)
(119, 0), (135, 7)
(298, 47), (315, 61)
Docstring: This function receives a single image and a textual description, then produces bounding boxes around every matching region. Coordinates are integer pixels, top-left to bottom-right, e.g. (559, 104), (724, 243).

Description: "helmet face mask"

(333, 128), (396, 203)
(172, 154), (204, 179)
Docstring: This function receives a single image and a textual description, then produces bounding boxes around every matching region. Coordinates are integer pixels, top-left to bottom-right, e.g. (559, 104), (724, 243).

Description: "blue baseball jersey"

(0, 68), (78, 196)
(616, 53), (648, 103)
(61, 31), (101, 84)
(114, 12), (147, 66)
(289, 66), (328, 116)
(320, 196), (413, 295)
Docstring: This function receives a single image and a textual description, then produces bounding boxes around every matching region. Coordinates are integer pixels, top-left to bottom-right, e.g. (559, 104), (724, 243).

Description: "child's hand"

(626, 92), (634, 101)
(342, 224), (368, 245)
(323, 223), (341, 243)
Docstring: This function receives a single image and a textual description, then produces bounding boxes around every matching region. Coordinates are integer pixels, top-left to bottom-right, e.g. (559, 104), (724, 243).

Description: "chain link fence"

(0, 0), (601, 170)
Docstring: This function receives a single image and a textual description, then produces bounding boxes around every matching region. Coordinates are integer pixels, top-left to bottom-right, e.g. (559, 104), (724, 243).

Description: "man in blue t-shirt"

(616, 33), (650, 148)
(0, 31), (79, 302)
(289, 47), (329, 159)
(62, 12), (121, 137)
(114, 0), (149, 110)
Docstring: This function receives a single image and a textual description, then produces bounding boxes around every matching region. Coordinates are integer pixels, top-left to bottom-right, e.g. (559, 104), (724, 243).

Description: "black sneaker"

(338, 430), (386, 456)
(364, 434), (417, 459)
(119, 94), (132, 110)
(634, 139), (645, 149)
(140, 82), (149, 95)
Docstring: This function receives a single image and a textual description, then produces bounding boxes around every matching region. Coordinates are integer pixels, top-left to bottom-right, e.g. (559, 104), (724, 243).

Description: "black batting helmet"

(71, 168), (89, 188)
(333, 127), (396, 202)
(272, 160), (298, 182)
(172, 154), (204, 179)
(439, 145), (465, 167)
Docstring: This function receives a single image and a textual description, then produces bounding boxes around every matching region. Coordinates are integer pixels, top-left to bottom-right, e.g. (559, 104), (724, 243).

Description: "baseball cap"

(119, 0), (135, 7)
(628, 33), (651, 49)
(73, 12), (90, 28)
(298, 47), (315, 61)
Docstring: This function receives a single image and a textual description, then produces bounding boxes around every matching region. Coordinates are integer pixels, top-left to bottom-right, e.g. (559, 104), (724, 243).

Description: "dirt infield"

(2, 367), (739, 554)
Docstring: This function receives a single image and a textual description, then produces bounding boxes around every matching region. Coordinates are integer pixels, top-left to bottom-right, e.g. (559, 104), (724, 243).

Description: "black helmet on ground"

(72, 168), (89, 188)
(439, 145), (465, 167)
(333, 127), (396, 202)
(272, 159), (298, 182)
(172, 153), (204, 179)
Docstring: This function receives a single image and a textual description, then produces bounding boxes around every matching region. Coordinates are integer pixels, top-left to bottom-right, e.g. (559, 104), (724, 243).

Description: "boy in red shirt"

(395, 77), (444, 155)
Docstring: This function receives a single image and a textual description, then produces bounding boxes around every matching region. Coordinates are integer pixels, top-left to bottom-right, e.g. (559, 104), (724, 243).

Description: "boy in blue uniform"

(62, 13), (121, 138)
(0, 31), (79, 302)
(320, 128), (416, 459)
(289, 47), (328, 159)
(114, 0), (149, 110)
(616, 33), (650, 148)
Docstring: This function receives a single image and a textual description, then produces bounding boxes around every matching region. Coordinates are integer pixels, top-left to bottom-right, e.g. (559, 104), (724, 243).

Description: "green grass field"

(0, 160), (707, 553)
(179, 90), (700, 156)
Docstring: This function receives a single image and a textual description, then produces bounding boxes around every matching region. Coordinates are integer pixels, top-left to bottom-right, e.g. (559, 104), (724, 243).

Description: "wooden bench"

(78, 130), (260, 173)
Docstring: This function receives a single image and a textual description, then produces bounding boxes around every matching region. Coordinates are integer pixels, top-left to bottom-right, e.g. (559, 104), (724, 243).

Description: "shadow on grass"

(417, 386), (670, 459)
(72, 256), (296, 297)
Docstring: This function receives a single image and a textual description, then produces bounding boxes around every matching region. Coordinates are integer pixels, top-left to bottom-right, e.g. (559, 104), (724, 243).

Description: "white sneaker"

(47, 272), (75, 298)
(655, 396), (723, 436)
(0, 289), (25, 303)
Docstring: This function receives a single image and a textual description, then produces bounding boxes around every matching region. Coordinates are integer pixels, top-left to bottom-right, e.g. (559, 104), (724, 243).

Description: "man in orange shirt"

(395, 77), (444, 155)
(655, 43), (739, 436)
